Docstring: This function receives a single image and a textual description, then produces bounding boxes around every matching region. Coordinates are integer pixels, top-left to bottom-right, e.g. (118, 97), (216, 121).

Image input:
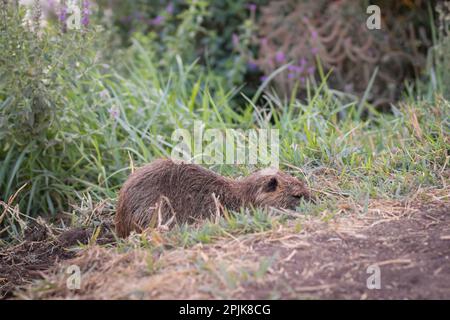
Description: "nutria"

(115, 158), (312, 237)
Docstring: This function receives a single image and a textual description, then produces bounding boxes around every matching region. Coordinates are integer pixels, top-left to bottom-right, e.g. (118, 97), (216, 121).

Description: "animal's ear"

(263, 177), (278, 192)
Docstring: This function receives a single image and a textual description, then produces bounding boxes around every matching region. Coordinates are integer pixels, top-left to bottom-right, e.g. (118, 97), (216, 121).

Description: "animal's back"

(115, 158), (237, 237)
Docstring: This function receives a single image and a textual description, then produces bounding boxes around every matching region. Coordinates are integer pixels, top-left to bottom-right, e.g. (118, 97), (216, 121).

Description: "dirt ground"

(242, 203), (450, 299)
(1, 187), (449, 300)
(0, 223), (114, 299)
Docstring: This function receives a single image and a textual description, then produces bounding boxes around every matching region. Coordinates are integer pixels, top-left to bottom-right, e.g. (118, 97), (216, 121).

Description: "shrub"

(248, 0), (433, 107)
(97, 0), (266, 90)
(0, 0), (103, 216)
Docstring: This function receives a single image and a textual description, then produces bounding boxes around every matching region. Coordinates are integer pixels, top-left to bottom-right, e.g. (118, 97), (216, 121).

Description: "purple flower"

(80, 0), (90, 27)
(299, 58), (307, 66)
(81, 14), (89, 27)
(260, 75), (268, 82)
(120, 15), (132, 24)
(82, 1), (90, 13)
(99, 90), (109, 99)
(247, 61), (258, 71)
(300, 77), (306, 83)
(58, 4), (67, 31)
(247, 3), (257, 14)
(288, 65), (305, 73)
(109, 107), (119, 119)
(311, 30), (318, 40)
(311, 47), (319, 55)
(58, 4), (67, 23)
(166, 2), (174, 14)
(307, 66), (315, 75)
(232, 33), (239, 47)
(150, 15), (165, 26)
(288, 73), (295, 79)
(47, 0), (56, 8)
(275, 51), (285, 63)
(260, 37), (268, 46)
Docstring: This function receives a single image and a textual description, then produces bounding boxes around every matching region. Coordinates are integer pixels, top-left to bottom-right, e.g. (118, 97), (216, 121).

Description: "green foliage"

(0, 0), (103, 216)
(97, 0), (264, 89)
(0, 2), (60, 146)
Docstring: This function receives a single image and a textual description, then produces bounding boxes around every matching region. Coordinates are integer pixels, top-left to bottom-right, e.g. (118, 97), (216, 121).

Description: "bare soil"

(241, 203), (450, 299)
(0, 223), (114, 299)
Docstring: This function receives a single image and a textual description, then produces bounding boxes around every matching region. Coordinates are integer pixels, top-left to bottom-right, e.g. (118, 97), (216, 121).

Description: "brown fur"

(115, 158), (312, 237)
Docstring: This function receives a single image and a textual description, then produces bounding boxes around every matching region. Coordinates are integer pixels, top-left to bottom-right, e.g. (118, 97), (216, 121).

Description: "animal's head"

(241, 167), (313, 210)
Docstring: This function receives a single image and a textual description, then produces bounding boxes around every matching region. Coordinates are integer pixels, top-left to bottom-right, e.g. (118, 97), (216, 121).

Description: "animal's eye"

(292, 195), (303, 199)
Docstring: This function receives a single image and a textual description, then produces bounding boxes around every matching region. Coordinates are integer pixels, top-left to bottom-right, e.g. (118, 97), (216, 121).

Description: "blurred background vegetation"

(0, 0), (448, 240)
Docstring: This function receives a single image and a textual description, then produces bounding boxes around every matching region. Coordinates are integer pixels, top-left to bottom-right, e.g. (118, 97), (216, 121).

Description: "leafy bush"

(97, 0), (266, 90)
(246, 0), (433, 107)
(0, 0), (103, 215)
(0, 1), (61, 146)
(0, 0), (102, 147)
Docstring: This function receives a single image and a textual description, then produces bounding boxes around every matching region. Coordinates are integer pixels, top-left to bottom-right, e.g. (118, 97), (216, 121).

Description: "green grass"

(1, 32), (449, 243)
